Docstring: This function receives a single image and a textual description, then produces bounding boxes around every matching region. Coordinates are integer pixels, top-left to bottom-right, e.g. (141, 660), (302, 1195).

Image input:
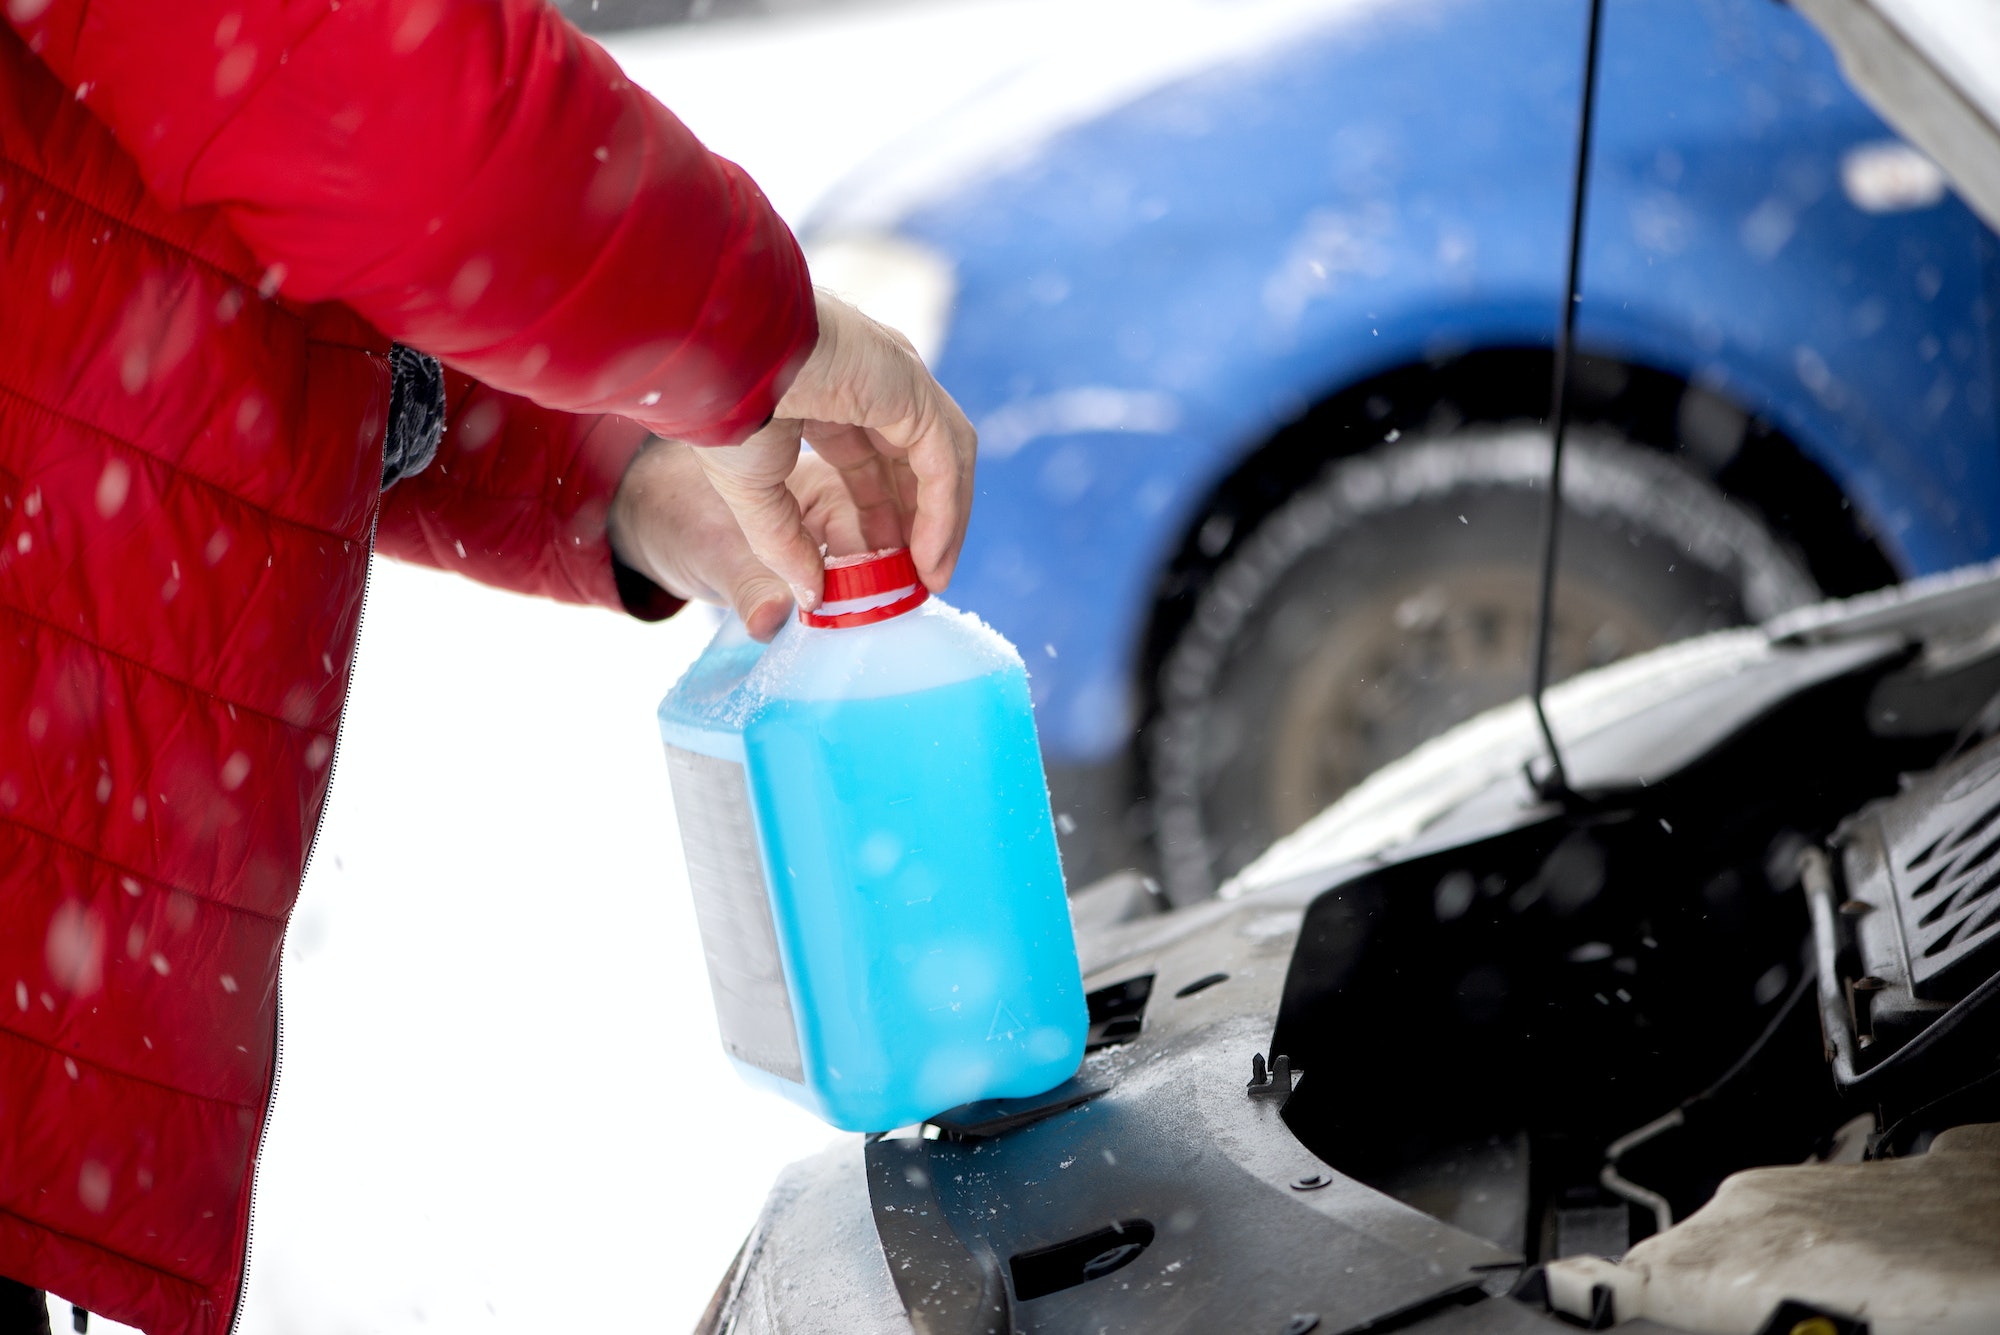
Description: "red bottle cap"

(800, 548), (930, 628)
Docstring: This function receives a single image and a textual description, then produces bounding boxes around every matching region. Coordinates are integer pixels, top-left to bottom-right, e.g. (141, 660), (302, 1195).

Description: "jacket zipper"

(226, 517), (376, 1335)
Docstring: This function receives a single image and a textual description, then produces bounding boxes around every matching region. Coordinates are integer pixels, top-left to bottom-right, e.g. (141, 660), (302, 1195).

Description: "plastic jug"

(657, 548), (1087, 1130)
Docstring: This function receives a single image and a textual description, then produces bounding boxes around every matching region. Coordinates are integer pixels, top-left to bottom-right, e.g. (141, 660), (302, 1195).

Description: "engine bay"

(1270, 607), (2000, 1328)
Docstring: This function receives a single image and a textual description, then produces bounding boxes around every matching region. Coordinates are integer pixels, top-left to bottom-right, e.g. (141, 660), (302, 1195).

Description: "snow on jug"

(657, 547), (1087, 1131)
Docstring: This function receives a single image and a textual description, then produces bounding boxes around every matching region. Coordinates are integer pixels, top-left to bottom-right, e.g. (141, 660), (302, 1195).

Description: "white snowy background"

(235, 575), (827, 1335)
(41, 1), (1360, 1330)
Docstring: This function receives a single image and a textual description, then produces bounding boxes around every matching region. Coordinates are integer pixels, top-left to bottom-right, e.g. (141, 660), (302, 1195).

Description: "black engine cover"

(1816, 734), (2000, 1082)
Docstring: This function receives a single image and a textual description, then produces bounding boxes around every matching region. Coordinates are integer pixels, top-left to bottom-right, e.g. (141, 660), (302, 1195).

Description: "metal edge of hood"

(1792, 0), (2000, 234)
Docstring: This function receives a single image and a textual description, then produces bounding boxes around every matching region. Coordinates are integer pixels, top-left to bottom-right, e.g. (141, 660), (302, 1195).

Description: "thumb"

(727, 565), (795, 642)
(606, 436), (797, 640)
(658, 478), (795, 639)
(655, 491), (794, 640)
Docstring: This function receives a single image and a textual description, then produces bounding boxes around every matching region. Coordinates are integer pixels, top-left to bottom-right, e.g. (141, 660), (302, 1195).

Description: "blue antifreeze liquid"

(658, 553), (1086, 1132)
(746, 670), (1078, 1129)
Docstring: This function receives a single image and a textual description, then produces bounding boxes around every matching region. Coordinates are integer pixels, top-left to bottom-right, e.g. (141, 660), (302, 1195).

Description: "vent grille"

(1886, 747), (2000, 995)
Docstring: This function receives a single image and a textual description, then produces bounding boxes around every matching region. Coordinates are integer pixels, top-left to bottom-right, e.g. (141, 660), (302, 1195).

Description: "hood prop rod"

(1528, 0), (1607, 801)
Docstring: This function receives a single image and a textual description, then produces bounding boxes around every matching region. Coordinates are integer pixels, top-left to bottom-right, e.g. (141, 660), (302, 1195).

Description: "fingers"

(825, 392), (973, 589)
(788, 452), (872, 555)
(803, 420), (911, 553)
(616, 288), (979, 638)
(896, 391), (975, 589)
(690, 425), (828, 610)
(776, 291), (979, 591)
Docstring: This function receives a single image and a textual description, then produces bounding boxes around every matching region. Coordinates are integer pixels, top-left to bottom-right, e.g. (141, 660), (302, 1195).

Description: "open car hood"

(1795, 0), (2000, 232)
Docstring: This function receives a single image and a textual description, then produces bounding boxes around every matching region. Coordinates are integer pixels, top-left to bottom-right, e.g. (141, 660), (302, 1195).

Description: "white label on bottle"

(663, 744), (803, 1083)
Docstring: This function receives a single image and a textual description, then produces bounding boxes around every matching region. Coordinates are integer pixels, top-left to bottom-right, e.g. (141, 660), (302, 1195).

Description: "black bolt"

(1291, 1173), (1330, 1191)
(1284, 1316), (1321, 1335)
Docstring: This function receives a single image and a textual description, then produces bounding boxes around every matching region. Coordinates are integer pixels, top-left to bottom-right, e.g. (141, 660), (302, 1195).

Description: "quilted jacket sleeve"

(377, 369), (684, 619)
(8, 0), (816, 449)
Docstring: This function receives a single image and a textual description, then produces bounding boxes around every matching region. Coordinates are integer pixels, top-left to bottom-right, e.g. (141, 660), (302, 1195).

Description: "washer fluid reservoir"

(657, 548), (1086, 1131)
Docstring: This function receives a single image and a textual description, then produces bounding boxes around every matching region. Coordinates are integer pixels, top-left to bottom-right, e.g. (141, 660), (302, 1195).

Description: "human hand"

(609, 438), (866, 641)
(689, 289), (976, 610)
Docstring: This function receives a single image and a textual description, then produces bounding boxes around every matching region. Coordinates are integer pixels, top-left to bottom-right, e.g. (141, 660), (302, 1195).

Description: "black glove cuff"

(382, 344), (446, 490)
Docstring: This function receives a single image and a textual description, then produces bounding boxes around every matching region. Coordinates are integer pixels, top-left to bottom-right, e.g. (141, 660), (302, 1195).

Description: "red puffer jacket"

(0, 2), (815, 1330)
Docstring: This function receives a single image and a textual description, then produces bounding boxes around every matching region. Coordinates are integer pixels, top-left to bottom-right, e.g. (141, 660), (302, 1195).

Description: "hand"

(609, 438), (866, 641)
(690, 289), (977, 609)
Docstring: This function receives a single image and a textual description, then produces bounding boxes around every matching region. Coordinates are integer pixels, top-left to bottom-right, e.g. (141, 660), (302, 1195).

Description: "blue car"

(796, 0), (2000, 901)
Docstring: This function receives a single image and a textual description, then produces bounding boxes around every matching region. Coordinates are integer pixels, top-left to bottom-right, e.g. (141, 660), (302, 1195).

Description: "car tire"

(1148, 425), (1821, 903)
